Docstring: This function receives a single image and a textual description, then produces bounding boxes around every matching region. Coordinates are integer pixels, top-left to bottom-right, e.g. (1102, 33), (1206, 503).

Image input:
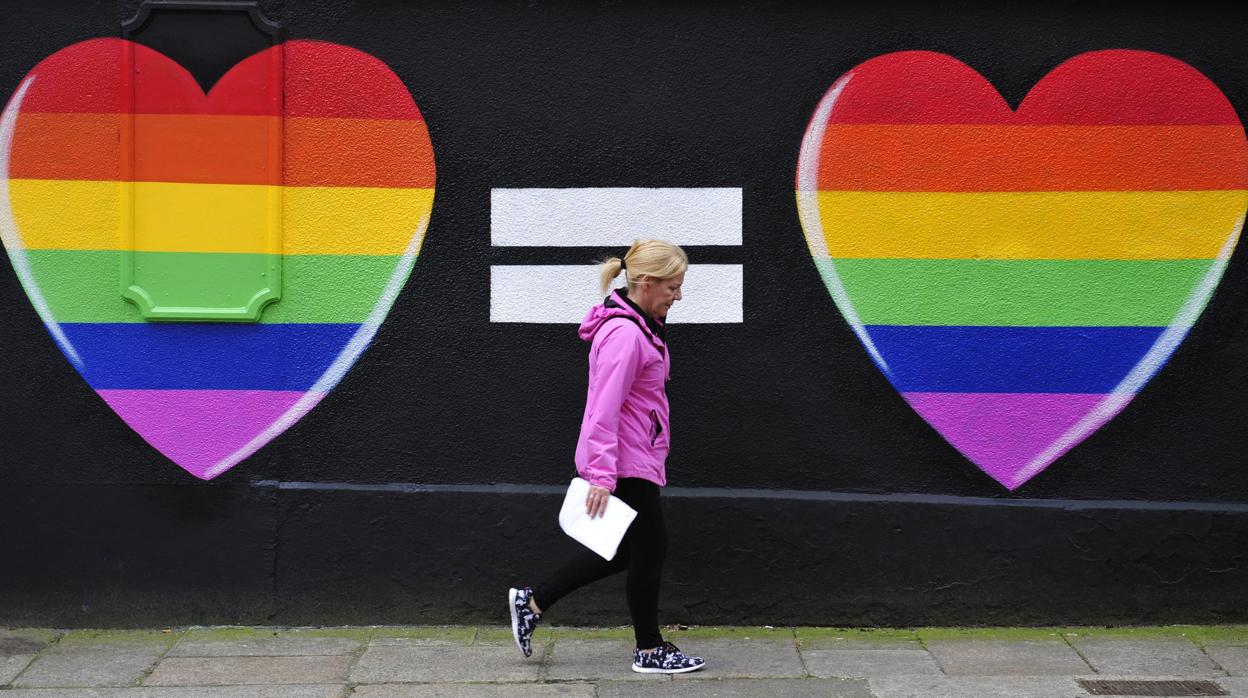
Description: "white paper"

(559, 477), (638, 560)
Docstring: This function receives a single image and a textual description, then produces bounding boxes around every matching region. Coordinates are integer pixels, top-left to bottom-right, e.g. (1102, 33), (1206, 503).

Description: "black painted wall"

(2, 0), (1247, 627)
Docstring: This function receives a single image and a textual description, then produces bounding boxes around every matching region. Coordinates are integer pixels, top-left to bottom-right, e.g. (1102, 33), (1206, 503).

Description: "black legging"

(534, 477), (668, 649)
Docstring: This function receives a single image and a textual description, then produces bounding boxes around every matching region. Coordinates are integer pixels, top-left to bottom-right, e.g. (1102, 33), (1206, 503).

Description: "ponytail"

(598, 257), (625, 294)
(598, 239), (687, 294)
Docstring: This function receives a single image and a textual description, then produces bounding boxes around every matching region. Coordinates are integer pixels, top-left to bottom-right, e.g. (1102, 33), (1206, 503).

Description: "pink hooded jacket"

(574, 289), (671, 491)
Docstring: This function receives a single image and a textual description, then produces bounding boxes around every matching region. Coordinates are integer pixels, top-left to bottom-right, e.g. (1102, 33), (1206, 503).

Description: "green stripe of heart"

(816, 257), (1216, 326)
(24, 250), (409, 324)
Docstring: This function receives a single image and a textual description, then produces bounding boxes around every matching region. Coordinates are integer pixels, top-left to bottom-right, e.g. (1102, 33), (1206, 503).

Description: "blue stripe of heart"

(59, 323), (362, 391)
(863, 325), (1167, 393)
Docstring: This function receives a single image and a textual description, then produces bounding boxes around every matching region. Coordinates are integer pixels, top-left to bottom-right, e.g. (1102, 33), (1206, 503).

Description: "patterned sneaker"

(508, 587), (541, 658)
(631, 641), (706, 674)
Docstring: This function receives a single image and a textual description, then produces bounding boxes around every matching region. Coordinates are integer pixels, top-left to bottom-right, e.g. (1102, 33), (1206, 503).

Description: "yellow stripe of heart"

(806, 190), (1248, 259)
(8, 179), (434, 255)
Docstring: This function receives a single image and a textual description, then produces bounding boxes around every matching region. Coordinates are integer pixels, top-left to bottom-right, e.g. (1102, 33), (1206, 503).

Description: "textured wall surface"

(2, 1), (1247, 627)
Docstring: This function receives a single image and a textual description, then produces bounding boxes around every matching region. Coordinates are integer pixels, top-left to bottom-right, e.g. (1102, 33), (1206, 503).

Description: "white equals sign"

(489, 187), (744, 323)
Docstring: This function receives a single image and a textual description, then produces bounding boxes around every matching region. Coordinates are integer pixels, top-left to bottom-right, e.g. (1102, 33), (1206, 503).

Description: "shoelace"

(660, 642), (699, 666)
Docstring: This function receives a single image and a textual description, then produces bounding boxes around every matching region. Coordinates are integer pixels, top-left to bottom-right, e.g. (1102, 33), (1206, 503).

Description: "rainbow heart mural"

(796, 50), (1248, 490)
(0, 38), (436, 479)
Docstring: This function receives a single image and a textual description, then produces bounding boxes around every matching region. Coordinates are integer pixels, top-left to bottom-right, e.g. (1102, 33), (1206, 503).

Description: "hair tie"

(619, 259), (627, 272)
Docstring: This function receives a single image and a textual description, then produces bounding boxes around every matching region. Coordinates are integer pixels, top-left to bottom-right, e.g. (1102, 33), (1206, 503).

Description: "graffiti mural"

(797, 50), (1248, 490)
(2, 2), (1248, 628)
(0, 37), (436, 479)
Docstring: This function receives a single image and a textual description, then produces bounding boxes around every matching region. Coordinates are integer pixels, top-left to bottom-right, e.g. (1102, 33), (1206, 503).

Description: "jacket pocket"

(649, 409), (664, 447)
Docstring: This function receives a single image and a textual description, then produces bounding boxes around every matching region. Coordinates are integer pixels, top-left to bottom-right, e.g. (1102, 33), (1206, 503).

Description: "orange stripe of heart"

(811, 124), (1248, 191)
(8, 112), (434, 188)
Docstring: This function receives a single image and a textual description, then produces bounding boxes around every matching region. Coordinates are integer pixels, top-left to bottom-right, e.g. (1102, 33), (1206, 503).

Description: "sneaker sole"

(631, 661), (706, 674)
(507, 587), (529, 658)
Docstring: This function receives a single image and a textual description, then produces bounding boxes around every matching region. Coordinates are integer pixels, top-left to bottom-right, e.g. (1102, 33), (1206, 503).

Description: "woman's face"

(636, 272), (684, 319)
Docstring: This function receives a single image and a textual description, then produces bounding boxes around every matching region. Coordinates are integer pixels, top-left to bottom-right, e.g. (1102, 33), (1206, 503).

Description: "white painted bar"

(490, 188), (743, 247)
(490, 264), (743, 323)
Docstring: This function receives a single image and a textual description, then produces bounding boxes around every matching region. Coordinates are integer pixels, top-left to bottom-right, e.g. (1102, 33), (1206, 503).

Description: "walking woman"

(509, 239), (706, 674)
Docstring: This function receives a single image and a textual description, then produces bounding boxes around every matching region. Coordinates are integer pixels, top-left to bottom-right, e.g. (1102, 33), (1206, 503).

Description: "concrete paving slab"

(798, 637), (924, 651)
(145, 656), (351, 686)
(668, 639), (805, 680)
(545, 639), (671, 681)
(924, 639), (1092, 675)
(549, 626), (637, 640)
(1070, 638), (1225, 676)
(795, 630), (921, 651)
(0, 687), (344, 697)
(802, 648), (942, 678)
(3, 654), (36, 685)
(13, 644), (171, 688)
(350, 645), (540, 684)
(1208, 645), (1248, 675)
(169, 634), (362, 657)
(472, 627), (554, 648)
(0, 629), (57, 656)
(353, 684), (595, 697)
(366, 638), (471, 649)
(1220, 676), (1248, 696)
(367, 628), (476, 647)
(869, 675), (1086, 697)
(598, 678), (873, 697)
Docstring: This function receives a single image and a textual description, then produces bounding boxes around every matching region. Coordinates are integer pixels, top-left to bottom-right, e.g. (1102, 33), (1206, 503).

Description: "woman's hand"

(586, 485), (611, 519)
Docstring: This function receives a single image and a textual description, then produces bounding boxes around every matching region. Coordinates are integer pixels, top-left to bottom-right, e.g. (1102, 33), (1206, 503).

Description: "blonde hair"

(598, 239), (688, 294)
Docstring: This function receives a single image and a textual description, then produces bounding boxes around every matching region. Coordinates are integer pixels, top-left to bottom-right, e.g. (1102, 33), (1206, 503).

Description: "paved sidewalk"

(3, 625), (1248, 697)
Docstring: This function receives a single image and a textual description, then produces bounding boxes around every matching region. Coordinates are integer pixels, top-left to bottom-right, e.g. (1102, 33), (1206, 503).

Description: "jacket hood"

(578, 288), (666, 350)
